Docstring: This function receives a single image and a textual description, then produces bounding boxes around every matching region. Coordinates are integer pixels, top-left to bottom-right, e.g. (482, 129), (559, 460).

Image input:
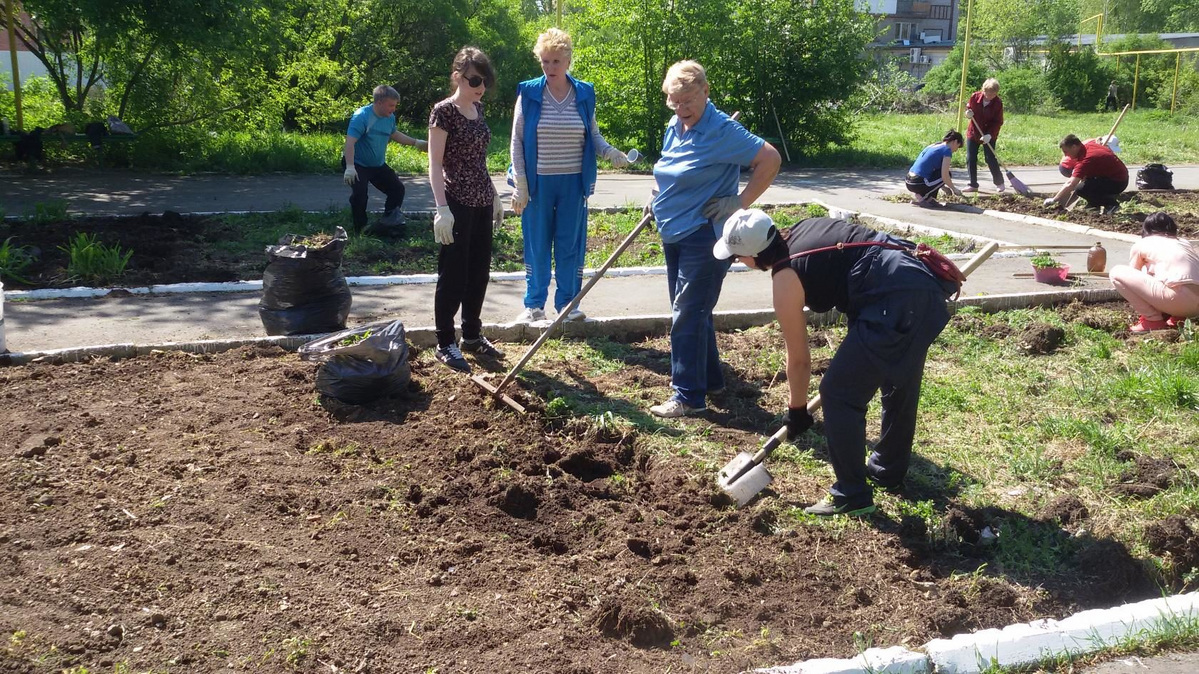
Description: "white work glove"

(606, 147), (630, 168)
(415, 139), (428, 152)
(702, 195), (742, 226)
(981, 134), (992, 144)
(434, 205), (455, 245)
(343, 165), (358, 186)
(492, 193), (504, 227)
(1043, 198), (1058, 208)
(512, 176), (529, 215)
(965, 108), (975, 120)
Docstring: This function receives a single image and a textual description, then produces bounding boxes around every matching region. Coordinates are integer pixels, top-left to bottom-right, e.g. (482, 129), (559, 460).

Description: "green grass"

(514, 304), (1199, 590)
(206, 205), (979, 280)
(804, 110), (1199, 169)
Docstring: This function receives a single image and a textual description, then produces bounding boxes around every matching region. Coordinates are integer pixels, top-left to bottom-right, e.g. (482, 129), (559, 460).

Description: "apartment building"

(857, 0), (959, 76)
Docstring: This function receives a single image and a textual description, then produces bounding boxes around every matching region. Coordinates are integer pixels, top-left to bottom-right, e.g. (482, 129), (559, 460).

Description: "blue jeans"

(664, 225), (731, 408)
(522, 173), (587, 312)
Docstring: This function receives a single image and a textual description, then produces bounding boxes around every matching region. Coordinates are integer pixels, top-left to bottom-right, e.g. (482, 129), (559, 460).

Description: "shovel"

(717, 241), (999, 507)
(967, 117), (1031, 196)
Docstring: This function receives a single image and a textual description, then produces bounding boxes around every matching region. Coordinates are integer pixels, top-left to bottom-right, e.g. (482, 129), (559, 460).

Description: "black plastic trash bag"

(298, 320), (411, 404)
(1136, 164), (1174, 191)
(259, 227), (353, 336)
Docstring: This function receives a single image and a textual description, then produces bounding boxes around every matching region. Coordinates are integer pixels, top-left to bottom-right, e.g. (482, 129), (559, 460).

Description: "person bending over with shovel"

(1044, 134), (1128, 214)
(905, 130), (964, 207)
(713, 209), (957, 516)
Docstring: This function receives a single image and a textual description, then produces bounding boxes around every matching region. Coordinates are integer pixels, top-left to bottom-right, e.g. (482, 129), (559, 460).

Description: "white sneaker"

(996, 184), (1006, 193)
(513, 307), (546, 324)
(649, 398), (705, 418)
(561, 308), (586, 322)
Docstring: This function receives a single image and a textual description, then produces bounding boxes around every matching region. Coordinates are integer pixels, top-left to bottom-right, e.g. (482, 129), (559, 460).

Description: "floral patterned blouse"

(429, 99), (496, 208)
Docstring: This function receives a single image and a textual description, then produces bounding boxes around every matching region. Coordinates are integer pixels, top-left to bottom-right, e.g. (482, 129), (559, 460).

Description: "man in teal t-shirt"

(343, 85), (429, 234)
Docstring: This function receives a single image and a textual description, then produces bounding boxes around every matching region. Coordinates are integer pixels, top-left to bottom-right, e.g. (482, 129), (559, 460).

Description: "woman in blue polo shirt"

(648, 60), (781, 418)
(905, 130), (964, 207)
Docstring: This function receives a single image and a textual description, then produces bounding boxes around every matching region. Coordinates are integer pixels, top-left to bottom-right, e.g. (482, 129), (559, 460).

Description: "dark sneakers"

(804, 496), (877, 517)
(435, 344), (471, 374)
(461, 336), (505, 358)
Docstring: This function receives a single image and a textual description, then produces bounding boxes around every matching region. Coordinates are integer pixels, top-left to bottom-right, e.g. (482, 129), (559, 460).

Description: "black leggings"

(434, 196), (493, 347)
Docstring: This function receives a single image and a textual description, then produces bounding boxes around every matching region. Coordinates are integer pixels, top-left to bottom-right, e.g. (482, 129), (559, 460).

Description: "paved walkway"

(2, 166), (1197, 354)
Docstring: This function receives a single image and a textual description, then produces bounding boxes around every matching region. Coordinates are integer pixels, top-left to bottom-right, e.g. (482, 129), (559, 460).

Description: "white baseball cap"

(713, 208), (776, 260)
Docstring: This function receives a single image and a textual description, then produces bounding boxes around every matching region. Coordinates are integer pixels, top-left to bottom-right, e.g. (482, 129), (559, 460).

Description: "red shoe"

(1166, 315), (1185, 328)
(1130, 315), (1171, 333)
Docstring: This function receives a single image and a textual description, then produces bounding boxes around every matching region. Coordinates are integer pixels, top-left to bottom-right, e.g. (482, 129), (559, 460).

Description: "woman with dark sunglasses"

(428, 46), (506, 374)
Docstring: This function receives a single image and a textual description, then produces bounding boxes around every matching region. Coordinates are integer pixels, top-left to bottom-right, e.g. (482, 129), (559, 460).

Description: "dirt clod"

(1019, 322), (1065, 354)
(589, 596), (675, 649)
(1039, 494), (1089, 526)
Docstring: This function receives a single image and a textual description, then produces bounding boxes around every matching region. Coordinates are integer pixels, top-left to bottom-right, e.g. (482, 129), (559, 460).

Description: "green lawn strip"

(208, 205), (978, 280)
(488, 305), (1198, 588)
(813, 111), (1198, 170)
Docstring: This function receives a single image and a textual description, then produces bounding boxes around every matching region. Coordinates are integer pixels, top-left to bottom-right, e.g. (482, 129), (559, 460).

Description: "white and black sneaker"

(435, 344), (471, 373)
(513, 307), (547, 324)
(461, 336), (505, 358)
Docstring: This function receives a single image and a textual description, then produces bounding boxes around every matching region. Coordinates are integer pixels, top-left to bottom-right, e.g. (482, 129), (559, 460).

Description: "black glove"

(786, 406), (815, 440)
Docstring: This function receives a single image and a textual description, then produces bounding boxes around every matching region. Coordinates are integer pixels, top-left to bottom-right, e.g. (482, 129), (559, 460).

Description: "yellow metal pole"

(955, 0), (974, 133)
(1171, 52), (1180, 114)
(556, 0), (562, 26)
(1132, 54), (1140, 111)
(5, 0), (23, 131)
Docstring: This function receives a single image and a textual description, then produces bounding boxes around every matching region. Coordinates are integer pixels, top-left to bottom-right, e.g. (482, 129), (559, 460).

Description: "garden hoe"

(967, 117), (1031, 196)
(472, 207), (657, 414)
(717, 241), (999, 507)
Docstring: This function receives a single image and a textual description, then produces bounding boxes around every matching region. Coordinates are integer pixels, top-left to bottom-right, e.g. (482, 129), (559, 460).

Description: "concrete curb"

(979, 208), (1142, 244)
(0, 287), (1121, 366)
(756, 592), (1199, 674)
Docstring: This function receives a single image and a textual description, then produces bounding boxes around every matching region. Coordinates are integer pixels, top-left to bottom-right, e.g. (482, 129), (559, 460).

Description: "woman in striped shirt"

(509, 28), (634, 324)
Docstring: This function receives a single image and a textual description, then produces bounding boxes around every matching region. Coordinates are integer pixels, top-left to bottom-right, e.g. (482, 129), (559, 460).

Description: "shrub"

(1045, 43), (1112, 112)
(59, 233), (133, 286)
(921, 46), (989, 97)
(998, 66), (1059, 115)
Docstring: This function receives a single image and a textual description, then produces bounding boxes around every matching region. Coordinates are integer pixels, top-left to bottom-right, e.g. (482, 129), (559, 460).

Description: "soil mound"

(1018, 322), (1065, 354)
(1038, 494), (1089, 526)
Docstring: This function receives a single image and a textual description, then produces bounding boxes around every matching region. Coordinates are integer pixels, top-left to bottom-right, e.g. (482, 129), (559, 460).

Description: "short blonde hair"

(534, 28), (572, 58)
(662, 60), (708, 96)
(982, 78), (1000, 93)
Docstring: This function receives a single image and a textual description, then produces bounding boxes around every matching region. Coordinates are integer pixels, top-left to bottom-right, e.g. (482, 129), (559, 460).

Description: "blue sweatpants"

(521, 173), (587, 312)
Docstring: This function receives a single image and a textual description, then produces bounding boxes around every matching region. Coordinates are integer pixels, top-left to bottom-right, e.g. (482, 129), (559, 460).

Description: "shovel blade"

(718, 452), (774, 507)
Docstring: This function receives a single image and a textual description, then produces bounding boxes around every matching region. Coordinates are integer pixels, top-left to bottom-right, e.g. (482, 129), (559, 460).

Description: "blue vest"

(517, 74), (598, 196)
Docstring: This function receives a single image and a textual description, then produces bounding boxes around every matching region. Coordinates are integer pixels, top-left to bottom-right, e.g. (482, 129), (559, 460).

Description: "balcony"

(896, 0), (931, 15)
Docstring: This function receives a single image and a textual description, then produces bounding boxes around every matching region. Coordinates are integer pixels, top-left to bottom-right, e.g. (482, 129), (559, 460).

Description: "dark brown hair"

(452, 46), (495, 90)
(1142, 211), (1178, 237)
(1059, 134), (1083, 151)
(942, 129), (964, 145)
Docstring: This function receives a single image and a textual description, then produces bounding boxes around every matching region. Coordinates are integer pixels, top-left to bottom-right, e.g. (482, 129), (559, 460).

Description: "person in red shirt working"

(963, 78), (1004, 193)
(1044, 134), (1128, 214)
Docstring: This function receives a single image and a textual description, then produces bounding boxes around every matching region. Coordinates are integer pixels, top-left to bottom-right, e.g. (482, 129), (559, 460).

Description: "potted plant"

(1031, 252), (1070, 284)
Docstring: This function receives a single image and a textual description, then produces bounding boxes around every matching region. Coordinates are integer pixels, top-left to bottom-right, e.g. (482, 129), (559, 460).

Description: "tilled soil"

(0, 330), (1176, 674)
(968, 190), (1199, 236)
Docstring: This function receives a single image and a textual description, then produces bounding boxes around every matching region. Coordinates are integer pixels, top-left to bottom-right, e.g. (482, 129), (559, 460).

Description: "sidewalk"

(2, 166), (1196, 354)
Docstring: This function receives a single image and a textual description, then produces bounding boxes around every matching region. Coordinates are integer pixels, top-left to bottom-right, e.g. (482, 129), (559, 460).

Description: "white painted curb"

(756, 592), (1199, 674)
(979, 208), (1142, 244)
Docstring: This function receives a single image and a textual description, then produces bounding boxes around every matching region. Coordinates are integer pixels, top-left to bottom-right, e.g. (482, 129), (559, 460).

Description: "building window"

(894, 22), (916, 42)
(930, 4), (951, 19)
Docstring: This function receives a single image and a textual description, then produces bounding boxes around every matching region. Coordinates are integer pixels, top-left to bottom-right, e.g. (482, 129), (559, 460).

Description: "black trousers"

(966, 138), (1003, 188)
(435, 196), (493, 347)
(348, 163), (405, 232)
(819, 288), (949, 501)
(1075, 175), (1128, 209)
(1105, 95), (1119, 112)
(904, 174), (942, 198)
